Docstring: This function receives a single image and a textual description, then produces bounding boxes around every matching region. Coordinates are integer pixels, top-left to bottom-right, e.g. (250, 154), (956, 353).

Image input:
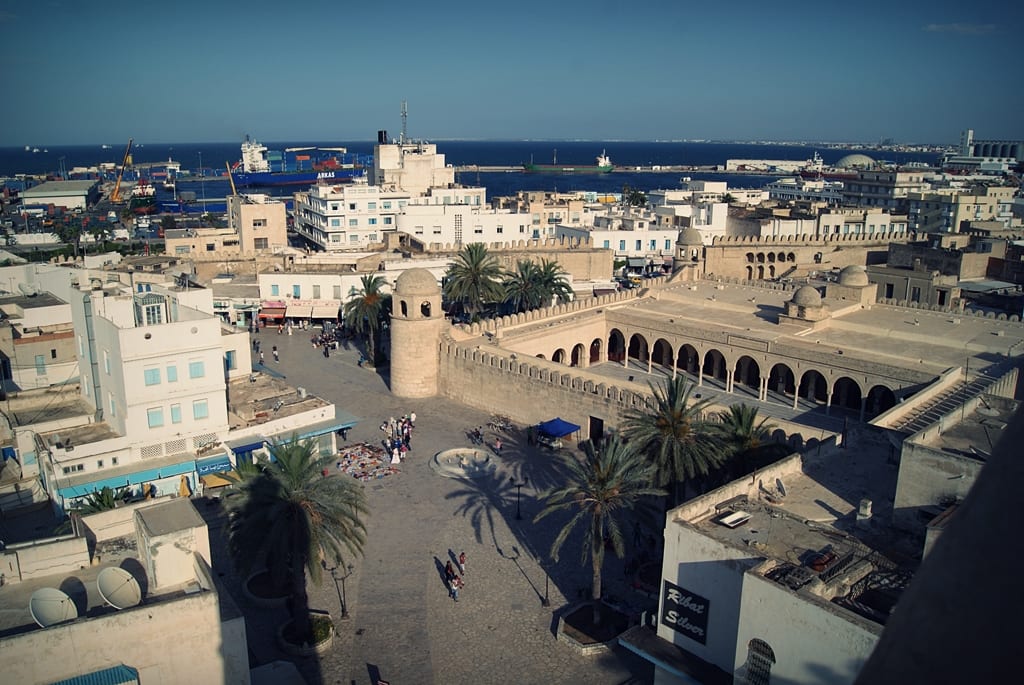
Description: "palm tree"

(534, 436), (664, 624)
(502, 260), (544, 313)
(713, 403), (779, 478)
(443, 243), (504, 319)
(227, 436), (368, 643)
(535, 258), (573, 306)
(620, 376), (723, 507)
(76, 485), (125, 514)
(343, 274), (391, 366)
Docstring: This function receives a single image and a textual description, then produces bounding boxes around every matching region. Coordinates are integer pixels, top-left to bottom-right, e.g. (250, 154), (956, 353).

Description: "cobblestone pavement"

(213, 328), (655, 685)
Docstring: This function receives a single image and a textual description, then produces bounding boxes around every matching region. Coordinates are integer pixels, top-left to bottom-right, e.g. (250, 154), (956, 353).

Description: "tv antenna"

(400, 100), (408, 144)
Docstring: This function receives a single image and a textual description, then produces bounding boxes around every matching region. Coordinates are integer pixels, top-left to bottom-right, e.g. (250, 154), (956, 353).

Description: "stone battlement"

(711, 231), (917, 247)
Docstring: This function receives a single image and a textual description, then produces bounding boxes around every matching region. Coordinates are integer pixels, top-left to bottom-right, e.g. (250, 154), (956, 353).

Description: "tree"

(534, 436), (664, 624)
(227, 436), (368, 643)
(442, 243), (504, 319)
(502, 260), (544, 314)
(721, 193), (736, 204)
(620, 376), (723, 506)
(75, 485), (125, 514)
(342, 274), (391, 366)
(535, 258), (573, 306)
(712, 403), (779, 480)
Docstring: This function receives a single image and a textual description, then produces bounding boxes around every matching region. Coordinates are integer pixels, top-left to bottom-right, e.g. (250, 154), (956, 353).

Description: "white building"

(621, 449), (910, 684)
(0, 291), (77, 391)
(767, 177), (845, 206)
(373, 135), (456, 195)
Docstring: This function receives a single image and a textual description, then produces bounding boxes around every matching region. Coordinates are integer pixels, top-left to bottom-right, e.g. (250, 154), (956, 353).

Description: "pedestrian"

(409, 411), (416, 427)
(278, 323), (283, 334)
(445, 560), (455, 583)
(259, 351), (265, 365)
(272, 345), (279, 363)
(494, 437), (502, 454)
(323, 345), (330, 358)
(458, 551), (466, 574)
(252, 337), (257, 350)
(451, 574), (463, 602)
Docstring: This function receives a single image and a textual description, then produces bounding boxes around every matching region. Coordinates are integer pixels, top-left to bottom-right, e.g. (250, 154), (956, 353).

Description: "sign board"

(661, 580), (710, 645)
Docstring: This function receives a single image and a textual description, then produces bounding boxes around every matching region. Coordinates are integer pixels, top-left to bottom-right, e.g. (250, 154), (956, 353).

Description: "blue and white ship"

(230, 136), (367, 187)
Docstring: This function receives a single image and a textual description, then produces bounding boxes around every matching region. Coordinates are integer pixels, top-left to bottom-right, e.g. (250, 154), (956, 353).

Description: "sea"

(0, 140), (944, 211)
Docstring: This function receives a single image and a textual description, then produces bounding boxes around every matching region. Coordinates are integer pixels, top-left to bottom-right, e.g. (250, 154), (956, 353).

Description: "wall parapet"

(710, 231), (917, 247)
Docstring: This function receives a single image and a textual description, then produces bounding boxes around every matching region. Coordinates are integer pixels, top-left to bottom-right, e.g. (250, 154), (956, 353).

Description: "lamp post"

(325, 561), (355, 619)
(540, 557), (551, 607)
(509, 476), (528, 520)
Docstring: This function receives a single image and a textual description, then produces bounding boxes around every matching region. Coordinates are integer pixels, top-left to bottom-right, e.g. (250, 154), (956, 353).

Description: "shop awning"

(627, 258), (647, 267)
(201, 473), (234, 489)
(51, 664), (140, 685)
(537, 417), (581, 438)
(271, 410), (361, 442)
(285, 304), (311, 318)
(258, 308), (286, 320)
(225, 436), (267, 455)
(311, 304), (340, 319)
(127, 460), (195, 486)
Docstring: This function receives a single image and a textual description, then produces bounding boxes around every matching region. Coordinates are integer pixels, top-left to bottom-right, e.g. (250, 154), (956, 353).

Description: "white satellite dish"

(97, 567), (142, 610)
(29, 587), (79, 627)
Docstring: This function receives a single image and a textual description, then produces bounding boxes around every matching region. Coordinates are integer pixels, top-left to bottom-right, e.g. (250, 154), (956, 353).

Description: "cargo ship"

(523, 149), (614, 174)
(129, 179), (158, 214)
(230, 136), (366, 187)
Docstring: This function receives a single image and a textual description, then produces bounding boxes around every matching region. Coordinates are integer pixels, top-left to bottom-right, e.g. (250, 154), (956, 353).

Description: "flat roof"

(0, 292), (67, 310)
(21, 180), (98, 196)
(136, 497), (206, 536)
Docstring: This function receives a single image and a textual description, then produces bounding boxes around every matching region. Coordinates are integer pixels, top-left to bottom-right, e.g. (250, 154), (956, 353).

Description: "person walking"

(259, 351), (265, 365)
(458, 551), (466, 575)
(409, 411), (417, 427)
(450, 574), (463, 602)
(494, 437), (502, 455)
(272, 345), (279, 363)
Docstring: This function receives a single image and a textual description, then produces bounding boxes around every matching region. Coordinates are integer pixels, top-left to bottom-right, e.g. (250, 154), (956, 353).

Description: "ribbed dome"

(791, 285), (822, 307)
(838, 265), (869, 287)
(395, 268), (439, 295)
(677, 227), (703, 246)
(835, 153), (875, 168)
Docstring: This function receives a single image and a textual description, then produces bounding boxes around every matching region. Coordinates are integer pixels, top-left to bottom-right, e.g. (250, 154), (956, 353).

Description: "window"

(144, 368), (161, 386)
(348, 203), (356, 210)
(635, 240), (642, 250)
(225, 350), (237, 371)
(34, 355), (45, 376)
(205, 243), (216, 252)
(193, 400), (209, 420)
(188, 360), (205, 379)
(292, 285), (301, 298)
(170, 403), (182, 424)
(271, 284), (280, 296)
(313, 285), (321, 299)
(254, 237), (268, 249)
(143, 303), (163, 325)
(62, 464), (85, 474)
(349, 219), (358, 227)
(103, 350), (111, 375)
(330, 218), (341, 227)
(619, 240), (626, 250)
(367, 202), (377, 210)
(252, 218), (267, 228)
(497, 225), (503, 234)
(112, 457), (118, 466)
(383, 217), (392, 225)
(333, 285), (341, 299)
(744, 639), (776, 685)
(97, 460), (103, 468)
(50, 348), (57, 359)
(108, 392), (116, 418)
(166, 365), (178, 382)
(368, 218), (377, 225)
(147, 407), (164, 428)
(382, 201), (392, 210)
(603, 240), (610, 249)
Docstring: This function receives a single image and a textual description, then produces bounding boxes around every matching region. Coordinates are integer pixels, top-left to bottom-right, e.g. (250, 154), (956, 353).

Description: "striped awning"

(285, 304), (312, 319)
(310, 304), (340, 319)
(258, 308), (286, 320)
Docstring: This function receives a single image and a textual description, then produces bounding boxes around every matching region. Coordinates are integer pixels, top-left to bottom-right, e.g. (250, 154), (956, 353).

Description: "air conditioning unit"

(297, 387), (307, 399)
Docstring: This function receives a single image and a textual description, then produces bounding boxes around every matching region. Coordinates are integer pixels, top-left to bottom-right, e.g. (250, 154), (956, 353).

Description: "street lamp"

(324, 561), (355, 619)
(540, 557), (551, 607)
(509, 476), (528, 520)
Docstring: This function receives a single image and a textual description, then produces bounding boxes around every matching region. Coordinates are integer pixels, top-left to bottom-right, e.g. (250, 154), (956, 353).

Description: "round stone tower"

(389, 268), (443, 398)
(672, 227), (705, 280)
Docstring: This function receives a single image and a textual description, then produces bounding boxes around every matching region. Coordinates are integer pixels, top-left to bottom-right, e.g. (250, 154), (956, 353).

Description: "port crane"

(110, 139), (134, 204)
(226, 162), (237, 196)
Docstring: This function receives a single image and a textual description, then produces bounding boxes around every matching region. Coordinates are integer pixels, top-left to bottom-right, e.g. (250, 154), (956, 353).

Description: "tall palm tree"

(620, 376), (723, 507)
(443, 243), (504, 319)
(713, 403), (779, 478)
(343, 274), (391, 365)
(502, 259), (544, 313)
(227, 436), (368, 643)
(535, 258), (573, 306)
(534, 436), (664, 624)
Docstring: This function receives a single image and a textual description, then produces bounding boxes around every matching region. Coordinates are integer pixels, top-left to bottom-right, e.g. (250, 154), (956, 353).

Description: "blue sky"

(1, 0), (1021, 146)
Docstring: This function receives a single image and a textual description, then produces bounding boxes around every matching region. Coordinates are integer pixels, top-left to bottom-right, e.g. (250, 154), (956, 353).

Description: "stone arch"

(777, 251), (785, 263)
(570, 343), (586, 367)
(832, 376), (863, 414)
(757, 265), (765, 280)
(734, 355), (762, 394)
(767, 362), (796, 400)
(651, 338), (674, 372)
(608, 328), (626, 364)
(797, 369), (828, 404)
(536, 353), (546, 360)
(769, 264), (776, 279)
(787, 252), (796, 262)
(746, 265), (753, 280)
(552, 348), (567, 365)
(756, 252), (765, 263)
(676, 343), (700, 376)
(865, 383), (897, 419)
(767, 252), (776, 263)
(702, 348), (728, 385)
(746, 252), (755, 263)
(627, 333), (650, 366)
(589, 337), (603, 364)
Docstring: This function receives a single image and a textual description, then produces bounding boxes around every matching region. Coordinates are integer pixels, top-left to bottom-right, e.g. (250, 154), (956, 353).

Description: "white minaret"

(389, 268), (443, 398)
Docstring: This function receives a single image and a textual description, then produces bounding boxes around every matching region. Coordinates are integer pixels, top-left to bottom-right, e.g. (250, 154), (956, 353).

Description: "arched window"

(400, 301), (408, 317)
(745, 638), (776, 685)
(420, 301), (431, 317)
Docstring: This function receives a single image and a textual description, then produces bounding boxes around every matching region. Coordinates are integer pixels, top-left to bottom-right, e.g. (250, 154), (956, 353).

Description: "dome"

(395, 268), (440, 295)
(838, 265), (869, 287)
(791, 285), (822, 307)
(835, 153), (875, 168)
(677, 227), (703, 246)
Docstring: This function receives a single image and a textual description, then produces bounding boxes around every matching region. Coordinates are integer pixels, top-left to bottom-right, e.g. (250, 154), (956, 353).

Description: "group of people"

(444, 552), (468, 602)
(380, 413), (416, 465)
(251, 337), (279, 365)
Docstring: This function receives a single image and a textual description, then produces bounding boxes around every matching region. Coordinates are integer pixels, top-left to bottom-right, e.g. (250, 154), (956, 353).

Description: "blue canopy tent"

(537, 417), (581, 438)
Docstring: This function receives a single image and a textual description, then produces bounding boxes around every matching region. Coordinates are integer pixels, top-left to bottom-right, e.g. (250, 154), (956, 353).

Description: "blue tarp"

(537, 417), (580, 438)
(51, 664), (139, 685)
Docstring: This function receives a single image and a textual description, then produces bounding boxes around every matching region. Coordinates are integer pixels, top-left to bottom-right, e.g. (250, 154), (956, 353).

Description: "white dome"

(835, 153), (875, 168)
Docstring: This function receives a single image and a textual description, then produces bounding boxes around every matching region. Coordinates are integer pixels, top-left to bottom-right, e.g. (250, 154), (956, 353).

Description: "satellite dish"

(97, 567), (142, 609)
(17, 282), (38, 297)
(776, 478), (788, 498)
(29, 587), (79, 627)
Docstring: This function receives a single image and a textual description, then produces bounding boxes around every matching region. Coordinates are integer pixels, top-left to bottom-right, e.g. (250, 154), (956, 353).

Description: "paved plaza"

(209, 327), (655, 685)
